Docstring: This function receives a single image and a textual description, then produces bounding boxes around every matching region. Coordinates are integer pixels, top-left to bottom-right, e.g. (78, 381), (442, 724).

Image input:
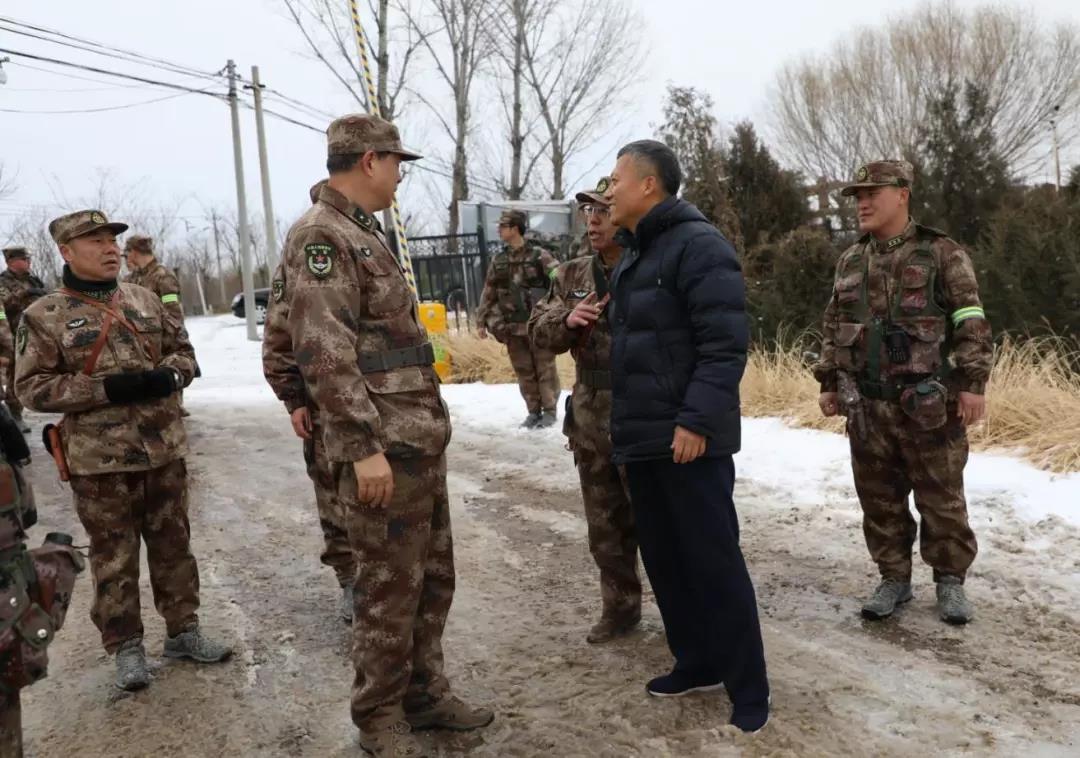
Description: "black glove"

(103, 372), (148, 404)
(0, 403), (30, 461)
(142, 367), (183, 398)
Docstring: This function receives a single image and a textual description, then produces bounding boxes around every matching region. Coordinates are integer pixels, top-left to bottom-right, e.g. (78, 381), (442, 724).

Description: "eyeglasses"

(580, 204), (611, 218)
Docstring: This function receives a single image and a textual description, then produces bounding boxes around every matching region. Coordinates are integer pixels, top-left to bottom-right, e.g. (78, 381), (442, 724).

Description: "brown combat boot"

(587, 613), (641, 644)
(405, 695), (495, 732)
(359, 721), (428, 757)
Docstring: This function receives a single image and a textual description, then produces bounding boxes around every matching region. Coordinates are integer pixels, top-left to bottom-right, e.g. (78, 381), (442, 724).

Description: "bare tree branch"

(404, 0), (497, 235)
(769, 1), (1080, 181)
(520, 0), (642, 199)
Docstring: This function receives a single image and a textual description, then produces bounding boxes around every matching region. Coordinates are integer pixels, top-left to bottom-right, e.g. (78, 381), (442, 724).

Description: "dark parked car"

(231, 288), (269, 325)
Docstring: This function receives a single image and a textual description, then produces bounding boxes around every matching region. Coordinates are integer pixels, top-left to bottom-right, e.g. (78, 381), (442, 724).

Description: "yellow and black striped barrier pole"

(347, 0), (418, 299)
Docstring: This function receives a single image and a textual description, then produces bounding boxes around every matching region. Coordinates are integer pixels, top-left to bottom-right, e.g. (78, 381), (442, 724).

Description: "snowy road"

(18, 316), (1080, 757)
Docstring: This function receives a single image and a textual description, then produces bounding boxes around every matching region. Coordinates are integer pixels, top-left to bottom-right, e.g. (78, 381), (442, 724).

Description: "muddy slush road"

(18, 385), (1080, 757)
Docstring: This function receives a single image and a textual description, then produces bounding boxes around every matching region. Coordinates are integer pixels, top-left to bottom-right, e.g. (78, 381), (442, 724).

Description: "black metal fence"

(407, 233), (499, 323)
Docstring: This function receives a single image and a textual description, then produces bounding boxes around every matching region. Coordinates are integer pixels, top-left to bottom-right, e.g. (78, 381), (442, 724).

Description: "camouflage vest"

(832, 226), (952, 385)
(0, 409), (83, 699)
(491, 247), (551, 323)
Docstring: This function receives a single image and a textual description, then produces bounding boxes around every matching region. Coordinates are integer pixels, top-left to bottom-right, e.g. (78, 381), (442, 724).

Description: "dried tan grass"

(442, 332), (575, 386)
(441, 331), (1080, 472)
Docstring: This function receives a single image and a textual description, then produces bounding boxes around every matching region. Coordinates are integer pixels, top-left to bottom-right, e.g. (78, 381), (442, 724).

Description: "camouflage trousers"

(3, 358), (19, 417)
(505, 336), (560, 414)
(849, 399), (978, 583)
(70, 459), (200, 653)
(0, 693), (20, 758)
(574, 446), (641, 621)
(303, 419), (356, 587)
(334, 454), (455, 731)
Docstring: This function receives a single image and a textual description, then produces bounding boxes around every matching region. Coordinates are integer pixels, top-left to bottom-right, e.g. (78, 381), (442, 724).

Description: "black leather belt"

(358, 343), (435, 373)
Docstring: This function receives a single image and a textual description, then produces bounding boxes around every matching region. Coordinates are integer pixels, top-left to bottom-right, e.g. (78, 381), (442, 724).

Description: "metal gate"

(409, 234), (499, 324)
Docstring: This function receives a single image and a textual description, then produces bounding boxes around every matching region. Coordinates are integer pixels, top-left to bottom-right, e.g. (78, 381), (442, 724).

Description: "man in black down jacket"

(598, 140), (770, 733)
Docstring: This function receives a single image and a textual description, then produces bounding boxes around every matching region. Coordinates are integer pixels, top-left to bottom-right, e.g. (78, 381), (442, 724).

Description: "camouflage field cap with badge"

(124, 234), (154, 254)
(326, 113), (423, 161)
(840, 160), (915, 197)
(48, 210), (129, 245)
(575, 176), (612, 206)
(2, 247), (30, 261)
(498, 209), (527, 230)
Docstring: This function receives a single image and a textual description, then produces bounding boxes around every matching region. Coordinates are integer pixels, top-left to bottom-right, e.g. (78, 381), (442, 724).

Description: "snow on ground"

(188, 312), (1080, 533)
(21, 313), (1079, 756)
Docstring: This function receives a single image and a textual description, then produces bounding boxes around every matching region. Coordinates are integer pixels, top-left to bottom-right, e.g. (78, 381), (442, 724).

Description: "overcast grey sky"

(2, 0), (1079, 237)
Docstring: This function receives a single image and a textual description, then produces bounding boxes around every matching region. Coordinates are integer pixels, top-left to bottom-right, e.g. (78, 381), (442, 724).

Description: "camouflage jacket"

(124, 260), (184, 321)
(477, 243), (558, 339)
(278, 182), (450, 463)
(814, 219), (993, 395)
(0, 270), (47, 331)
(14, 283), (196, 475)
(261, 261), (307, 415)
(0, 309), (12, 375)
(529, 253), (619, 454)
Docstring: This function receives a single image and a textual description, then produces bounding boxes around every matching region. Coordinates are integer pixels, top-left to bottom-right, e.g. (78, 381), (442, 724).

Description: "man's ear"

(58, 244), (73, 264)
(360, 150), (378, 176)
(642, 174), (657, 198)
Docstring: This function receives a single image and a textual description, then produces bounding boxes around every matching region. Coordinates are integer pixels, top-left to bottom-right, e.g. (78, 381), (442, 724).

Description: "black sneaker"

(646, 669), (723, 698)
(730, 696), (771, 734)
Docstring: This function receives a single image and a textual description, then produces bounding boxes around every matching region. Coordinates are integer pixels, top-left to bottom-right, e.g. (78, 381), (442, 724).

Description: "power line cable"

(0, 89), (219, 114)
(6, 59), (161, 89)
(0, 16), (224, 83)
(0, 48), (226, 97)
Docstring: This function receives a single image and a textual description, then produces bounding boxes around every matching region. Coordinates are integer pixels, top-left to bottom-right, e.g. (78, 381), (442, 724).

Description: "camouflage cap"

(48, 210), (129, 245)
(574, 176), (612, 206)
(2, 247), (30, 261)
(497, 209), (527, 230)
(841, 160), (915, 196)
(326, 113), (423, 161)
(124, 234), (154, 254)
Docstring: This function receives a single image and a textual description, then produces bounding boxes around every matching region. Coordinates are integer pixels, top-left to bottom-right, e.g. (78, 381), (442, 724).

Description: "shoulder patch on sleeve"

(16, 324), (28, 355)
(305, 243), (335, 278)
(272, 279), (285, 302)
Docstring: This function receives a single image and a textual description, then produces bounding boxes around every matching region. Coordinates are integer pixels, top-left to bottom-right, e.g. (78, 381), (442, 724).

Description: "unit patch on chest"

(570, 289), (591, 299)
(66, 317), (88, 330)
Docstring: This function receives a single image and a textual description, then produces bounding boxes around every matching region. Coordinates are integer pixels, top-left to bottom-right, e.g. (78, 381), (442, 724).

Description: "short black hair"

(327, 152), (362, 174)
(617, 140), (682, 197)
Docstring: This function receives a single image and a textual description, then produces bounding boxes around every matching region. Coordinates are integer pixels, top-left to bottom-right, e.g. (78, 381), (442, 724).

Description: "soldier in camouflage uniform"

(0, 248), (48, 433)
(122, 235), (184, 322)
(529, 177), (642, 643)
(15, 210), (232, 692)
(476, 209), (561, 428)
(0, 402), (84, 758)
(123, 235), (194, 415)
(278, 114), (492, 757)
(0, 306), (12, 415)
(814, 161), (993, 625)
(262, 250), (357, 622)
